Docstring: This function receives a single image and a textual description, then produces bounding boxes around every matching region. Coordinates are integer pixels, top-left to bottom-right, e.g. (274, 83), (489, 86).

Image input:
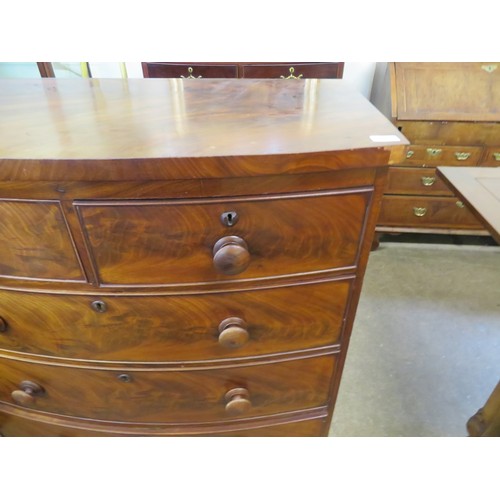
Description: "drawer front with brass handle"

(240, 63), (344, 79)
(480, 147), (500, 166)
(378, 195), (483, 229)
(76, 190), (371, 286)
(0, 279), (351, 362)
(385, 167), (454, 196)
(401, 145), (482, 166)
(0, 354), (335, 423)
(142, 63), (239, 79)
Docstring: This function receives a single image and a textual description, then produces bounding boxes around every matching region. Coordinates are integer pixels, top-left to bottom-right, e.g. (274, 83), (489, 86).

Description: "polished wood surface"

(0, 78), (405, 163)
(0, 279), (350, 362)
(0, 78), (403, 436)
(76, 190), (371, 286)
(0, 354), (335, 423)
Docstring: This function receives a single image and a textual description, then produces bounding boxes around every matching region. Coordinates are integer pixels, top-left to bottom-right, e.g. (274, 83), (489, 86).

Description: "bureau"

(371, 62), (500, 236)
(0, 77), (406, 436)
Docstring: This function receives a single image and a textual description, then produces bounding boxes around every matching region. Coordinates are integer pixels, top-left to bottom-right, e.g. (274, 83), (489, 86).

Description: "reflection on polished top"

(0, 78), (406, 161)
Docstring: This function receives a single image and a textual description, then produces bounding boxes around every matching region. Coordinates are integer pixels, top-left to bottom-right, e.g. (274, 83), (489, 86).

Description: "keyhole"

(91, 300), (107, 313)
(221, 211), (239, 227)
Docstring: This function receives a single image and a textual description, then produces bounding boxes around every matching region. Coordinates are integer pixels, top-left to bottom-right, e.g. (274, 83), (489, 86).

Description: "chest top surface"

(0, 78), (405, 162)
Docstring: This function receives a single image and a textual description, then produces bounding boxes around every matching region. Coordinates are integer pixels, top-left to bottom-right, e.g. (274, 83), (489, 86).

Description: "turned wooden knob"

(218, 317), (249, 349)
(11, 381), (45, 406)
(225, 387), (252, 416)
(213, 236), (250, 275)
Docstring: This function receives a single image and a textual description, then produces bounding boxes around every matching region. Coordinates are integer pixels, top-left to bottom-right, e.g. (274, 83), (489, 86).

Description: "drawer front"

(480, 147), (500, 166)
(142, 63), (238, 79)
(0, 200), (84, 281)
(240, 63), (344, 79)
(77, 190), (371, 286)
(385, 167), (454, 196)
(0, 355), (335, 423)
(378, 195), (483, 229)
(401, 145), (483, 166)
(0, 279), (350, 362)
(0, 410), (326, 436)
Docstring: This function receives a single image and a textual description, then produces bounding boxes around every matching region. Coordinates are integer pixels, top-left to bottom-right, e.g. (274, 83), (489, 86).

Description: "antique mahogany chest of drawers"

(371, 62), (500, 236)
(0, 78), (405, 436)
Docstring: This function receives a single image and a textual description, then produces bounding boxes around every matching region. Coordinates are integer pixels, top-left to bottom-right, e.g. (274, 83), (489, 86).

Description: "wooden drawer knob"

(225, 387), (252, 416)
(0, 316), (7, 332)
(11, 381), (45, 406)
(213, 236), (250, 275)
(218, 317), (249, 349)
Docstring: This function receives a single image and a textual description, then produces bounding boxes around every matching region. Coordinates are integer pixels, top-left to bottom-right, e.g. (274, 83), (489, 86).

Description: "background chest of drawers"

(0, 77), (405, 436)
(371, 62), (500, 235)
(141, 62), (344, 79)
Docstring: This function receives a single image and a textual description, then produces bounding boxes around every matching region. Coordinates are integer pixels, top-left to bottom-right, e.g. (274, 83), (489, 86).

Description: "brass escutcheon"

(493, 152), (500, 161)
(456, 201), (465, 208)
(280, 67), (303, 80)
(481, 64), (497, 73)
(406, 150), (415, 159)
(181, 67), (202, 79)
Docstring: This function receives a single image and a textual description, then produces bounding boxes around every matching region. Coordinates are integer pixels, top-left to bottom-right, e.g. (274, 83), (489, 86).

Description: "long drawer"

(0, 278), (350, 362)
(385, 167), (454, 196)
(76, 190), (371, 286)
(0, 354), (335, 423)
(378, 195), (483, 229)
(0, 408), (327, 436)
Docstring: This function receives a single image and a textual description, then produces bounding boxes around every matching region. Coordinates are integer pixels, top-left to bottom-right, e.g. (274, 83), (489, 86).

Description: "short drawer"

(76, 190), (371, 286)
(378, 195), (483, 229)
(240, 63), (344, 79)
(385, 167), (454, 196)
(480, 147), (500, 166)
(142, 63), (238, 79)
(0, 354), (335, 424)
(401, 145), (483, 166)
(0, 279), (351, 362)
(0, 409), (327, 436)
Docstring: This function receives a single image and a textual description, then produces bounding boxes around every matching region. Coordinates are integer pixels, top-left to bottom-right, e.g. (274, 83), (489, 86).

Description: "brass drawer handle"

(413, 207), (427, 217)
(218, 317), (249, 349)
(11, 381), (45, 407)
(456, 201), (465, 208)
(280, 67), (303, 80)
(406, 150), (414, 159)
(421, 176), (436, 186)
(493, 152), (500, 161)
(181, 67), (202, 79)
(455, 152), (471, 161)
(225, 388), (252, 416)
(426, 148), (442, 157)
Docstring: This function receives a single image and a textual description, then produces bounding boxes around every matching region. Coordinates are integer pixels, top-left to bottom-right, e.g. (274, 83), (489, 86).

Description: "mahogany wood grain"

(0, 200), (84, 281)
(0, 404), (327, 436)
(76, 190), (371, 286)
(0, 79), (406, 165)
(0, 279), (350, 362)
(0, 354), (335, 423)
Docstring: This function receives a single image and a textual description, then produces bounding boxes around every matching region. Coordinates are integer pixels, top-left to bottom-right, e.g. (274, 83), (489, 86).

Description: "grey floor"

(329, 240), (500, 437)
